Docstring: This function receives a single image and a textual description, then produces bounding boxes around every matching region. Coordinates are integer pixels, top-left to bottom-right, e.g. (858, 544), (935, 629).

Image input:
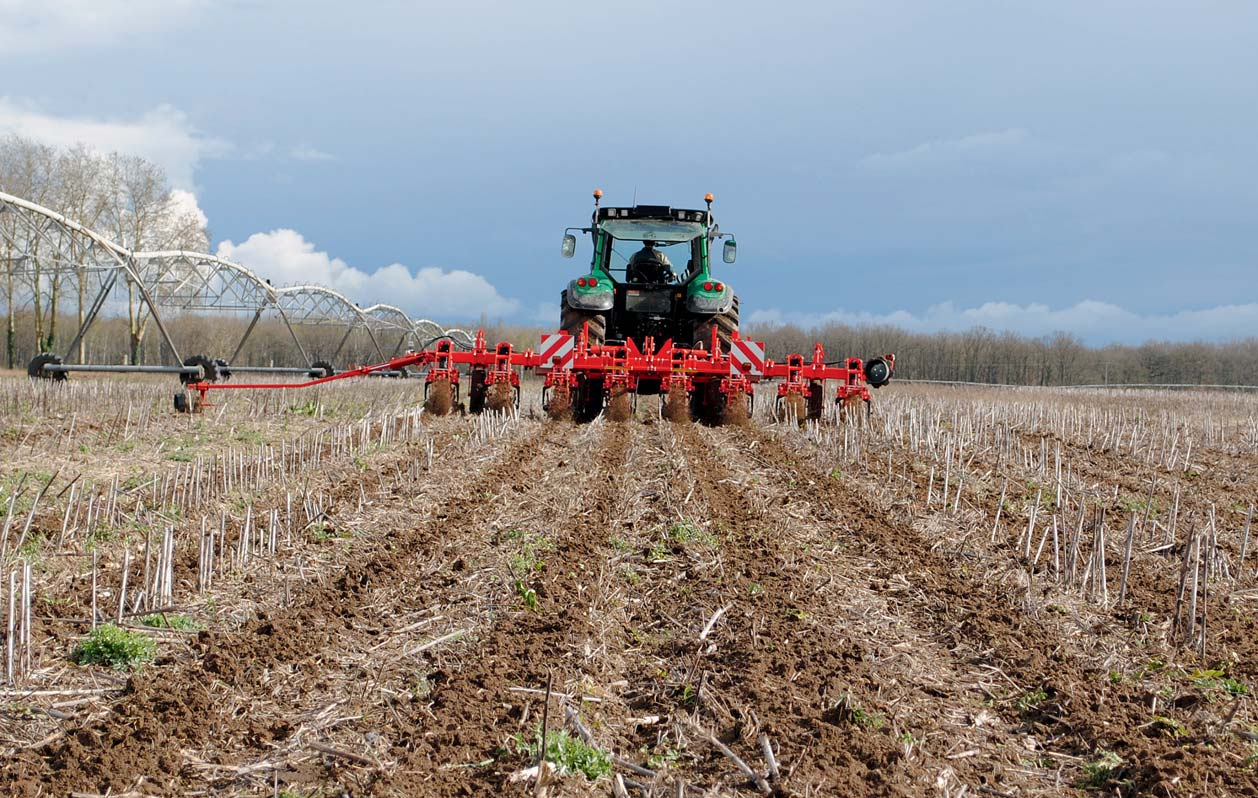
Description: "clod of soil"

(781, 393), (806, 424)
(424, 377), (453, 415)
(486, 380), (514, 412)
(606, 386), (632, 422)
(722, 396), (750, 426)
(663, 384), (690, 423)
(545, 383), (572, 421)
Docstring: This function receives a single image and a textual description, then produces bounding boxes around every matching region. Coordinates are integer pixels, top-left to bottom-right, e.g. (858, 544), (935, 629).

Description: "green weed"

(1151, 715), (1188, 738)
(140, 613), (202, 632)
(513, 726), (612, 781)
(515, 580), (540, 612)
(1016, 688), (1049, 716)
(73, 624), (156, 671)
(667, 522), (716, 548)
(290, 399), (320, 417)
(645, 747), (681, 770)
(1080, 750), (1124, 787)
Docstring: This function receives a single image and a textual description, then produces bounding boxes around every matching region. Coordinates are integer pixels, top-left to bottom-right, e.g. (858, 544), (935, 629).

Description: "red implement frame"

(186, 326), (893, 413)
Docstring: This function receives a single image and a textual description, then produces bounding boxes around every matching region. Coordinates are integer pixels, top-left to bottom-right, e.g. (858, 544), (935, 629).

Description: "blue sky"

(2, 1), (1256, 343)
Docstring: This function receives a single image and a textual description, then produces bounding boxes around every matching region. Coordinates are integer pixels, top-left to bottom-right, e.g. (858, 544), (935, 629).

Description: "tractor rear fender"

(686, 283), (734, 315)
(565, 277), (614, 312)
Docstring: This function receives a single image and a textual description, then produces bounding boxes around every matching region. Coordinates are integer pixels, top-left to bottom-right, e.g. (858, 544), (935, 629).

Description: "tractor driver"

(627, 240), (677, 284)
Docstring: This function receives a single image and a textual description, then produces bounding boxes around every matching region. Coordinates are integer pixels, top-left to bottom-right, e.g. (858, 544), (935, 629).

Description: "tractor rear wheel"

(560, 290), (606, 346)
(692, 295), (739, 352)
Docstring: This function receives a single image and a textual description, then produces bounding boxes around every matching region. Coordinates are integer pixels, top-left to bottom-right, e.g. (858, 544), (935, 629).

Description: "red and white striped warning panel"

(537, 333), (575, 372)
(731, 339), (766, 377)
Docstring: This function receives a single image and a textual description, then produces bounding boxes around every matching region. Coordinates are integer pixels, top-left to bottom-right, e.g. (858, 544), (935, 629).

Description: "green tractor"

(560, 190), (739, 351)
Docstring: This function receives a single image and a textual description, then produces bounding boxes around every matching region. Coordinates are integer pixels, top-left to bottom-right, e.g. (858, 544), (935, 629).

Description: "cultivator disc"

(180, 325), (894, 422)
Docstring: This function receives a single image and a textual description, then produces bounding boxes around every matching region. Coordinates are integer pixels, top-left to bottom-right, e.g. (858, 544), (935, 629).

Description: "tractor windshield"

(600, 218), (706, 282)
(607, 236), (701, 281)
(599, 219), (704, 243)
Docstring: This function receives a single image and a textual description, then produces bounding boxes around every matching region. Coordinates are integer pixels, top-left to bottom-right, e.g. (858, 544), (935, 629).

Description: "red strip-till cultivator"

(180, 325), (893, 423)
(178, 192), (894, 420)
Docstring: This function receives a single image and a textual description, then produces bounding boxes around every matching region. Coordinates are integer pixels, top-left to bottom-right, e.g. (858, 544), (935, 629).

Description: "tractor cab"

(560, 192), (738, 350)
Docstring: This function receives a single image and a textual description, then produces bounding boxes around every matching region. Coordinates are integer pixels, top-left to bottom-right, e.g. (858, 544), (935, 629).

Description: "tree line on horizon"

(742, 321), (1258, 387)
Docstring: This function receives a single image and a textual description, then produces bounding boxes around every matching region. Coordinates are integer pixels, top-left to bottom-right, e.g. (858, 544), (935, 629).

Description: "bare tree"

(0, 136), (56, 366)
(49, 144), (107, 358)
(96, 153), (207, 364)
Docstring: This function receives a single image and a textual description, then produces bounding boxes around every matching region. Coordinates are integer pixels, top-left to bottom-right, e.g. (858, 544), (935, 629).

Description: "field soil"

(1, 378), (1256, 796)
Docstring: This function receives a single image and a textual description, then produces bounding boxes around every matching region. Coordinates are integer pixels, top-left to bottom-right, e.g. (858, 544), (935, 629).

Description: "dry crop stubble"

(756, 393), (1258, 796)
(6, 379), (1258, 797)
(2, 417), (558, 795)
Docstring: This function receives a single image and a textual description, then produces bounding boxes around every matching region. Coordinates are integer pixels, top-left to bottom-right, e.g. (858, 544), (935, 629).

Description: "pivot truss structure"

(0, 190), (474, 381)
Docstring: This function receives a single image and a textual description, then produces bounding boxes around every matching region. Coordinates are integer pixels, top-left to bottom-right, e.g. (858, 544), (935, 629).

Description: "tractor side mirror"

(722, 239), (737, 264)
(561, 234), (577, 259)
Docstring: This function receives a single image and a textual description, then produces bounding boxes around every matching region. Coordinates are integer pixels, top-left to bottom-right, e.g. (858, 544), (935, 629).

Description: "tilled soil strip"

(750, 426), (1258, 796)
(2, 418), (560, 796)
(681, 423), (1062, 796)
(367, 419), (634, 795)
(647, 421), (928, 796)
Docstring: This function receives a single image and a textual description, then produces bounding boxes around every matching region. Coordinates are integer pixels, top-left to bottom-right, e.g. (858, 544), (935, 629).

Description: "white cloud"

(0, 0), (207, 55)
(168, 189), (209, 231)
(747, 300), (1258, 345)
(289, 145), (335, 162)
(858, 129), (1034, 171)
(216, 229), (521, 322)
(0, 97), (228, 189)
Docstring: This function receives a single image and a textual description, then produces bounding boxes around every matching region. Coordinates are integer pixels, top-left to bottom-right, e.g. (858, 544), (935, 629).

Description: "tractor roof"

(596, 205), (710, 224)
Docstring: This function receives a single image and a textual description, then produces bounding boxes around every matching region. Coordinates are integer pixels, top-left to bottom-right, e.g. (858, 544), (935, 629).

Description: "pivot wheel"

(692, 294), (739, 352)
(560, 290), (606, 346)
(308, 360), (336, 379)
(181, 354), (218, 385)
(27, 353), (67, 382)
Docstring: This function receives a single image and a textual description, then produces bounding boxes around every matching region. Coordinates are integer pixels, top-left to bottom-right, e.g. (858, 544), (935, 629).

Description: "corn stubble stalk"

(794, 386), (1256, 633)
